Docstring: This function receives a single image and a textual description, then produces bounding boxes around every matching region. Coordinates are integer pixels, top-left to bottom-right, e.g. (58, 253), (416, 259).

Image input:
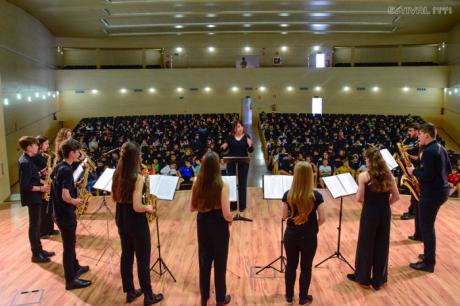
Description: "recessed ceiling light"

(16, 93), (22, 100)
(206, 13), (217, 18)
(448, 91), (452, 95)
(455, 88), (458, 93)
(175, 14), (184, 18)
(56, 91), (59, 96)
(315, 86), (321, 91)
(27, 96), (32, 102)
(243, 13), (253, 17)
(176, 87), (184, 93)
(243, 24), (251, 28)
(311, 13), (331, 17)
(149, 87), (156, 93)
(204, 86), (212, 92)
(208, 32), (215, 35)
(35, 92), (39, 98)
(279, 12), (290, 17)
(231, 86), (239, 92)
(403, 86), (409, 92)
(286, 86), (294, 92)
(281, 46), (288, 52)
(175, 47), (183, 53)
(91, 89), (98, 94)
(313, 45), (320, 51)
(207, 24), (216, 28)
(280, 24), (289, 28)
(259, 86), (266, 92)
(120, 88), (127, 94)
(42, 95), (46, 100)
(52, 94), (56, 98)
(244, 46), (251, 52)
(175, 25), (184, 29)
(3, 98), (8, 105)
(372, 86), (380, 92)
(281, 31), (288, 35)
(48, 92), (51, 96)
(208, 46), (215, 52)
(343, 86), (350, 92)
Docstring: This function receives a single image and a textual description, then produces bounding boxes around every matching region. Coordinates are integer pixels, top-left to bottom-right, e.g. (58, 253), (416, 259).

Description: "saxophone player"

(112, 142), (164, 305)
(34, 136), (59, 238)
(51, 139), (92, 290)
(407, 123), (452, 273)
(401, 123), (423, 242)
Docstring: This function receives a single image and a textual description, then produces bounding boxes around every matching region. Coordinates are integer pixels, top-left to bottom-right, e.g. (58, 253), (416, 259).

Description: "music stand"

(254, 218), (287, 274)
(223, 156), (252, 222)
(150, 211), (176, 282)
(314, 173), (357, 271)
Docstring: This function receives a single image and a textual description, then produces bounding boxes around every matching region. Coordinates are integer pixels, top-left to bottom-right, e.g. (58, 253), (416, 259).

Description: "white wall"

(57, 66), (447, 128)
(0, 0), (58, 196)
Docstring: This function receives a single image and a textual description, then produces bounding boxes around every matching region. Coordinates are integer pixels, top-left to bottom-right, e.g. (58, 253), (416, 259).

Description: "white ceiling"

(8, 0), (460, 37)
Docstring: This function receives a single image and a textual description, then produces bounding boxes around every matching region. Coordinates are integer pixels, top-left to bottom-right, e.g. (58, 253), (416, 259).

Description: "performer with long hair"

(408, 123), (451, 272)
(112, 141), (164, 305)
(220, 119), (253, 211)
(282, 161), (326, 305)
(189, 151), (233, 306)
(347, 147), (399, 290)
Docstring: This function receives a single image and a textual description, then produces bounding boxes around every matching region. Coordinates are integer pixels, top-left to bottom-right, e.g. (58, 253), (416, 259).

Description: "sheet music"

(323, 173), (358, 198)
(222, 176), (237, 202)
(93, 168), (115, 192)
(380, 149), (398, 170)
(73, 164), (84, 182)
(263, 175), (293, 199)
(149, 175), (179, 201)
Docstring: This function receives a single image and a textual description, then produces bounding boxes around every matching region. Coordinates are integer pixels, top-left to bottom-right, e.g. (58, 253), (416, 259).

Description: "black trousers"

(284, 231), (317, 300)
(56, 218), (80, 283)
(116, 203), (153, 296)
(227, 162), (249, 211)
(197, 214), (229, 303)
(408, 195), (416, 215)
(27, 203), (43, 256)
(412, 196), (422, 239)
(354, 205), (390, 288)
(419, 196), (447, 266)
(40, 201), (55, 235)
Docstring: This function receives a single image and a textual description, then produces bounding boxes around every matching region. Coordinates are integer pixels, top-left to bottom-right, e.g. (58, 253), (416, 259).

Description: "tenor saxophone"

(76, 157), (96, 219)
(143, 170), (157, 223)
(394, 142), (421, 201)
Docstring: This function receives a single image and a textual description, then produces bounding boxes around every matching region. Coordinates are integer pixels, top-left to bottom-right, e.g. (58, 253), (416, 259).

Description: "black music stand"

(254, 218), (287, 274)
(150, 212), (176, 282)
(223, 156), (252, 222)
(314, 196), (354, 271)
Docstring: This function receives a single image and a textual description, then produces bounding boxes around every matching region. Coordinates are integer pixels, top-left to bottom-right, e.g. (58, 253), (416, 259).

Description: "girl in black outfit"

(347, 147), (399, 290)
(282, 161), (326, 305)
(189, 151), (233, 306)
(112, 142), (164, 305)
(220, 120), (254, 211)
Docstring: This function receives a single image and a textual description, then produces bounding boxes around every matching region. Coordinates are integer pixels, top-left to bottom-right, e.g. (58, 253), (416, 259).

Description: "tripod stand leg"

(314, 252), (339, 268)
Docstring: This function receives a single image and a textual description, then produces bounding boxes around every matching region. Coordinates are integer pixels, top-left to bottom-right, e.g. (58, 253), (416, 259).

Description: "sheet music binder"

(262, 175), (293, 199)
(93, 169), (180, 201)
(322, 173), (358, 199)
(222, 176), (237, 202)
(380, 149), (399, 170)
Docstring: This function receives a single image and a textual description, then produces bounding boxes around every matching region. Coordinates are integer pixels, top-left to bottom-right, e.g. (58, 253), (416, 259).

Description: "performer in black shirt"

(52, 139), (91, 290)
(282, 161), (326, 305)
(189, 151), (232, 306)
(18, 136), (55, 263)
(112, 142), (164, 305)
(220, 120), (254, 211)
(33, 136), (59, 238)
(408, 123), (451, 273)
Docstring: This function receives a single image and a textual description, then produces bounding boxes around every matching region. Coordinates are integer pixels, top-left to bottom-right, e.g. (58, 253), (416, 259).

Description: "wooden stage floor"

(1, 189), (459, 306)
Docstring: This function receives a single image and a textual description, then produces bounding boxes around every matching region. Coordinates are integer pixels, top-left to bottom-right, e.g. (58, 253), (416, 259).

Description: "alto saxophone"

(76, 157), (96, 219)
(143, 170), (157, 223)
(394, 142), (421, 201)
(42, 151), (55, 201)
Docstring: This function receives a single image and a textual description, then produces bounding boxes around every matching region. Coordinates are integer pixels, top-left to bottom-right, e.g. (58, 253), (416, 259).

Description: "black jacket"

(413, 140), (451, 199)
(18, 154), (43, 206)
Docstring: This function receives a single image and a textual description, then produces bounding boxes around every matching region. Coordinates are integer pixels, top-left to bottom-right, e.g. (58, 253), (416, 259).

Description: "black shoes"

(66, 278), (92, 290)
(76, 265), (90, 277)
(285, 296), (293, 304)
(31, 254), (50, 263)
(41, 250), (55, 257)
(216, 295), (231, 306)
(400, 212), (415, 220)
(299, 295), (313, 305)
(409, 261), (434, 273)
(346, 274), (371, 289)
(127, 289), (142, 303)
(418, 254), (425, 260)
(408, 235), (423, 242)
(144, 293), (164, 305)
